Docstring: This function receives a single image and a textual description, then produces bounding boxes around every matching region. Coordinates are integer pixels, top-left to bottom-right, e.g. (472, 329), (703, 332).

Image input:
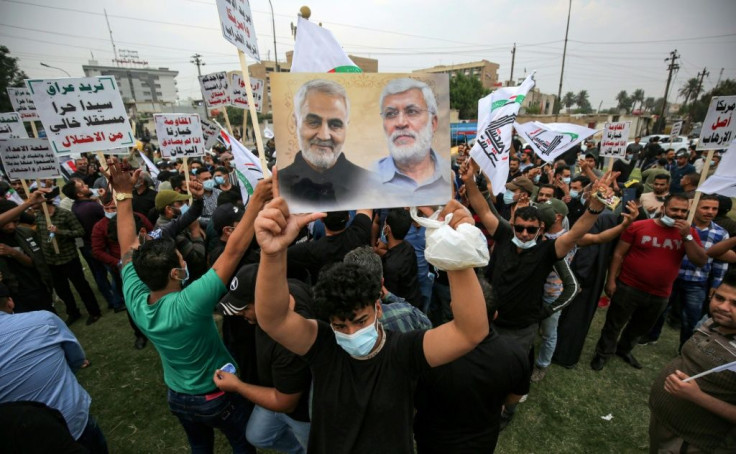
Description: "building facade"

(413, 60), (500, 90)
(82, 62), (179, 113)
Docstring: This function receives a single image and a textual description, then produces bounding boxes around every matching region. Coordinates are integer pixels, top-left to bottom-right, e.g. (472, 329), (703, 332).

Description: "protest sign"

(153, 114), (205, 159)
(670, 120), (683, 138)
(697, 140), (736, 197)
(229, 72), (263, 112)
(291, 17), (361, 73)
(0, 138), (62, 180)
(599, 122), (630, 159)
(199, 72), (231, 109)
(201, 119), (221, 149)
(470, 74), (535, 195)
(514, 121), (597, 163)
(0, 113), (29, 139)
(271, 73), (450, 213)
(215, 0), (259, 61)
(6, 87), (39, 121)
(26, 77), (133, 155)
(699, 95), (736, 149)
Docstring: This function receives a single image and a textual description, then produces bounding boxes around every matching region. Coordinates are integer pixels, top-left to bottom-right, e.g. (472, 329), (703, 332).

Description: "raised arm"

(460, 159), (499, 236)
(104, 161), (141, 264)
(578, 201), (638, 247)
(422, 200), (489, 367)
(544, 258), (580, 315)
(255, 168), (324, 356)
(0, 190), (47, 227)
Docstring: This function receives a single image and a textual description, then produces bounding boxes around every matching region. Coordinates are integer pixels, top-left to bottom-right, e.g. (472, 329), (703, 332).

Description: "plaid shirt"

(35, 207), (85, 265)
(380, 292), (432, 333)
(678, 221), (729, 288)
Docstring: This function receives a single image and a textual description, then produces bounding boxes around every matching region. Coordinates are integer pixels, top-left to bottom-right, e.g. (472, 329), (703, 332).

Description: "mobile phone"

(220, 362), (236, 374)
(622, 187), (637, 206)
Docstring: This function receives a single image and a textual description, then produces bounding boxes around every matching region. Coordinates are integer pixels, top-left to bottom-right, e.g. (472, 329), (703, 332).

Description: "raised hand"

(621, 200), (639, 227)
(103, 157), (140, 194)
(187, 180), (204, 199)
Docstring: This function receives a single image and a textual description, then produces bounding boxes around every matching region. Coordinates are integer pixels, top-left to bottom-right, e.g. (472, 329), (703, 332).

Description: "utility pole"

(694, 67), (709, 108)
(509, 43), (516, 86)
(555, 0), (572, 121)
(191, 54), (205, 79)
(658, 49), (680, 133)
(104, 9), (119, 66)
(716, 67), (724, 88)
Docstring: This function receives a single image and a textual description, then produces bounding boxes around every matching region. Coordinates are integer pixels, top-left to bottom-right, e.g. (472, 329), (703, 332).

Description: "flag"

(470, 74), (535, 195)
(138, 151), (160, 178)
(683, 359), (736, 382)
(291, 17), (361, 73)
(514, 121), (598, 163)
(4, 187), (24, 205)
(219, 128), (263, 204)
(697, 140), (736, 197)
(59, 157), (76, 181)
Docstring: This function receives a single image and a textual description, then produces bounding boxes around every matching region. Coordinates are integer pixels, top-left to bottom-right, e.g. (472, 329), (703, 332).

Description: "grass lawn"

(68, 296), (679, 453)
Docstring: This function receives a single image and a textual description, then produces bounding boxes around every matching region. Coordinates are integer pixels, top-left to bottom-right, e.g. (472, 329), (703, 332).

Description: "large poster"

(215, 0), (259, 61)
(271, 73), (450, 213)
(0, 138), (62, 180)
(153, 114), (205, 158)
(699, 96), (735, 149)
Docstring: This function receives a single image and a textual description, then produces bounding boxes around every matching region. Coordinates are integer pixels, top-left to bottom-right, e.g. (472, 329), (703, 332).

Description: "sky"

(2, 0), (735, 113)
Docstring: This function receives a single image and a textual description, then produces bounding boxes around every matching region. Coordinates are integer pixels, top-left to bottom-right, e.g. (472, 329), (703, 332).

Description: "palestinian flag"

(291, 17), (361, 73)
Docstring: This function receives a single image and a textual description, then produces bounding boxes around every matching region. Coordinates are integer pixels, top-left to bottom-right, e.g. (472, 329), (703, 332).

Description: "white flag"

(515, 121), (598, 163)
(291, 17), (361, 73)
(697, 140), (736, 197)
(219, 128), (263, 204)
(138, 151), (160, 178)
(470, 74), (535, 195)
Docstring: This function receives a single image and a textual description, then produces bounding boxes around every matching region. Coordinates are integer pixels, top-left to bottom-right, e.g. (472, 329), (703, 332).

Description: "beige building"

(522, 88), (557, 115)
(413, 60), (500, 90)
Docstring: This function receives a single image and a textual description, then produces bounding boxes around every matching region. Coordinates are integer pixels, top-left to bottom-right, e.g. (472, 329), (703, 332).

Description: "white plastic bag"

(410, 207), (490, 271)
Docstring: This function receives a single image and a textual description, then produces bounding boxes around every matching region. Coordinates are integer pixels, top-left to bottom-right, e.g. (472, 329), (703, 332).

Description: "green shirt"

(122, 262), (233, 394)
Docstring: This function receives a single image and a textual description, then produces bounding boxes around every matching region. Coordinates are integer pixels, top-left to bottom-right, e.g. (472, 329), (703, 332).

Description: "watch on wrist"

(115, 192), (133, 201)
(684, 233), (694, 242)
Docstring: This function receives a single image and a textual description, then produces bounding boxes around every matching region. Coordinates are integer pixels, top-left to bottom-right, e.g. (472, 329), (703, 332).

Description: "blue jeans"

(246, 405), (310, 454)
(167, 389), (254, 454)
(648, 279), (708, 348)
(536, 306), (561, 369)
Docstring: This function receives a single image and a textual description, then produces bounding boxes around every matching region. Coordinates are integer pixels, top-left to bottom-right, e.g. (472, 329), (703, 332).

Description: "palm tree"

(575, 90), (592, 113)
(679, 78), (700, 106)
(643, 97), (656, 113)
(562, 92), (576, 112)
(615, 90), (631, 113)
(631, 89), (645, 112)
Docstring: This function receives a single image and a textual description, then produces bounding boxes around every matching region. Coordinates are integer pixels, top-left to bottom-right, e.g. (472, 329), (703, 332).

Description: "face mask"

(214, 176), (226, 185)
(511, 231), (539, 249)
(333, 306), (379, 357)
(569, 189), (580, 199)
(533, 174), (541, 184)
(503, 189), (516, 205)
(179, 204), (190, 216)
(203, 179), (216, 191)
(562, 177), (571, 184)
(379, 226), (388, 244)
(104, 211), (116, 219)
(174, 263), (189, 286)
(625, 154), (633, 160)
(660, 215), (676, 228)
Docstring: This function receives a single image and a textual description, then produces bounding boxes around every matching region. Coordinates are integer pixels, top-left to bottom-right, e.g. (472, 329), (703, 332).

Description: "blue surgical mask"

(569, 189), (580, 199)
(562, 177), (571, 184)
(203, 179), (216, 191)
(511, 231), (539, 249)
(503, 189), (516, 205)
(333, 306), (380, 357)
(379, 226), (388, 244)
(104, 211), (116, 219)
(179, 203), (190, 216)
(175, 263), (189, 286)
(660, 215), (676, 228)
(214, 176), (226, 185)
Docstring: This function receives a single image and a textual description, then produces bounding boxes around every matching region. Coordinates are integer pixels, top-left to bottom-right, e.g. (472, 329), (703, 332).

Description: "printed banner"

(290, 17), (361, 73)
(0, 138), (62, 180)
(470, 73), (535, 195)
(6, 87), (39, 121)
(698, 140), (736, 197)
(26, 77), (134, 155)
(0, 112), (29, 139)
(229, 71), (263, 112)
(199, 72), (231, 109)
(514, 121), (597, 163)
(599, 121), (631, 158)
(215, 0), (260, 61)
(699, 96), (735, 149)
(201, 119), (221, 149)
(153, 114), (205, 158)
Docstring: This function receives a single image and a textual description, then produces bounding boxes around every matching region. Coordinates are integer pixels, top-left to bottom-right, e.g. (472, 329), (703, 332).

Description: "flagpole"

(28, 121), (59, 254)
(683, 360), (736, 382)
(686, 149), (716, 224)
(182, 157), (192, 204)
(237, 50), (269, 174)
(221, 108), (234, 136)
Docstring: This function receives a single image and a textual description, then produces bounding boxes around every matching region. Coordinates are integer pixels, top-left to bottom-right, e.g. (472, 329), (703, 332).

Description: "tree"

(643, 97), (656, 113)
(0, 46), (29, 113)
(678, 78), (701, 108)
(449, 72), (490, 119)
(688, 79), (736, 122)
(631, 89), (645, 112)
(562, 91), (576, 112)
(615, 90), (632, 113)
(575, 90), (592, 113)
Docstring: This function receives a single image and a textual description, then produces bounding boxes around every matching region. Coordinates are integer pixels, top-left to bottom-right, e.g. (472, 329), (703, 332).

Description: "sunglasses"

(513, 225), (540, 234)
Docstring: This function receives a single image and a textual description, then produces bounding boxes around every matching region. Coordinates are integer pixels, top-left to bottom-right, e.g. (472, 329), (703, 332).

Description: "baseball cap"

(505, 176), (534, 195)
(544, 198), (569, 217)
(675, 150), (688, 158)
(537, 198), (568, 229)
(155, 190), (190, 211)
(218, 264), (259, 316)
(212, 203), (244, 236)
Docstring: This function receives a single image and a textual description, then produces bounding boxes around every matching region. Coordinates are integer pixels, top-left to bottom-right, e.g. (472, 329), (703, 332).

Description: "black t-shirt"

(287, 212), (371, 282)
(490, 222), (559, 328)
(414, 331), (531, 453)
(566, 198), (586, 226)
(254, 280), (313, 422)
(302, 321), (430, 453)
(383, 241), (422, 308)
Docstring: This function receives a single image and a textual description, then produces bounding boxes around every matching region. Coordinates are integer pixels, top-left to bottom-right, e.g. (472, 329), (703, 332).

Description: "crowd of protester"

(0, 132), (734, 453)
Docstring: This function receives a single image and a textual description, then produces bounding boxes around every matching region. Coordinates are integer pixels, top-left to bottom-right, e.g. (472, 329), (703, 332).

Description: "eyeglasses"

(513, 225), (540, 234)
(380, 107), (434, 120)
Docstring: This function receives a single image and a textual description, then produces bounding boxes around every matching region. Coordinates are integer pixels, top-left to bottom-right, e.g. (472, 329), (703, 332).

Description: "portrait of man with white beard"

(375, 78), (451, 206)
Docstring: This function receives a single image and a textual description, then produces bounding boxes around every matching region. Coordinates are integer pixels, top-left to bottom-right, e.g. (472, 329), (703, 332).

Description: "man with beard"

(376, 78), (451, 206)
(279, 79), (375, 212)
(640, 174), (670, 217)
(591, 194), (708, 371)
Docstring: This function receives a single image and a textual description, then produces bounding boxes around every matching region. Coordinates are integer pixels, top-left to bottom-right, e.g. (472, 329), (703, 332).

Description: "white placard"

(200, 119), (221, 149)
(670, 120), (683, 137)
(0, 112), (29, 139)
(698, 140), (736, 197)
(26, 77), (134, 155)
(6, 87), (39, 121)
(215, 0), (260, 61)
(153, 114), (205, 159)
(599, 121), (631, 158)
(229, 72), (263, 112)
(699, 96), (736, 150)
(0, 138), (62, 180)
(199, 72), (231, 109)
